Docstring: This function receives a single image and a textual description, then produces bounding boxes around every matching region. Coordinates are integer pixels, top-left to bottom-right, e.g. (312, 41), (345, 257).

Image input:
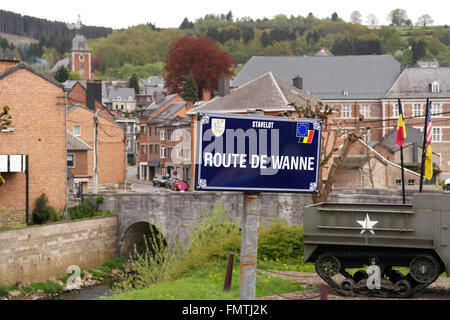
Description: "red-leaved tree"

(164, 36), (236, 95)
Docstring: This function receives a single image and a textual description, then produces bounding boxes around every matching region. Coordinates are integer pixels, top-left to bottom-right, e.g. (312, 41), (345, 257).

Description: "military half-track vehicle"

(303, 193), (450, 298)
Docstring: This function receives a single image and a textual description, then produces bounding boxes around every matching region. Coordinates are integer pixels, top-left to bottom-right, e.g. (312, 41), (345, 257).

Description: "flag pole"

(398, 99), (406, 204)
(419, 98), (430, 192)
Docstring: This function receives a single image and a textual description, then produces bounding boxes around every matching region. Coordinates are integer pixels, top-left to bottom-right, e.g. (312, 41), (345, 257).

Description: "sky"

(1, 0), (449, 29)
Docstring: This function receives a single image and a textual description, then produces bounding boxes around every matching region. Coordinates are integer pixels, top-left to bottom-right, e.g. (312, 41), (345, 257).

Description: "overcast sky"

(1, 0), (449, 29)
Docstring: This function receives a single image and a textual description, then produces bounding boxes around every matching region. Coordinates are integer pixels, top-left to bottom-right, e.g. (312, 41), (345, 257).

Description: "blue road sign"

(195, 113), (322, 193)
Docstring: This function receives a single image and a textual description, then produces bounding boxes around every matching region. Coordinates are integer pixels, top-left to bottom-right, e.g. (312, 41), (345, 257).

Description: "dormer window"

(431, 81), (440, 93)
(342, 90), (349, 96)
(117, 96), (122, 101)
(128, 96), (132, 101)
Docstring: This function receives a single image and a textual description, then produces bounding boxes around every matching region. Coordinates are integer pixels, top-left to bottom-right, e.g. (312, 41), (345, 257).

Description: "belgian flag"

(396, 113), (406, 146)
(299, 130), (315, 144)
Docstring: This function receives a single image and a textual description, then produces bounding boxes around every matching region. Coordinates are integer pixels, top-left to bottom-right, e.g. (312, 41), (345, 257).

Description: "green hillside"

(1, 11), (449, 80)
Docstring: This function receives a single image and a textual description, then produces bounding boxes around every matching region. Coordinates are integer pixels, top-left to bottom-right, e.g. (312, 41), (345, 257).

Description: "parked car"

(152, 175), (169, 187)
(444, 179), (450, 191)
(164, 177), (180, 189)
(171, 180), (189, 192)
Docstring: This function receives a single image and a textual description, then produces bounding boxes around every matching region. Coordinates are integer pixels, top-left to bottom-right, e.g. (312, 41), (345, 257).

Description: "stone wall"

(0, 210), (25, 228)
(0, 216), (118, 286)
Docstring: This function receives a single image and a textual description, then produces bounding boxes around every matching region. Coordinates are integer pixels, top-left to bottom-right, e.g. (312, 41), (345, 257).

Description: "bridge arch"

(119, 222), (167, 259)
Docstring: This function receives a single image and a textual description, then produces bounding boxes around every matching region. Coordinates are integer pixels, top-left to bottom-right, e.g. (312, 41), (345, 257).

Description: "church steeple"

(67, 15), (91, 80)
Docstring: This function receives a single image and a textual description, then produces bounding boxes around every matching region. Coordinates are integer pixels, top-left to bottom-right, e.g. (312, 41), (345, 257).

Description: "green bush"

(258, 220), (304, 261)
(96, 195), (104, 206)
(32, 194), (56, 224)
(68, 201), (97, 220)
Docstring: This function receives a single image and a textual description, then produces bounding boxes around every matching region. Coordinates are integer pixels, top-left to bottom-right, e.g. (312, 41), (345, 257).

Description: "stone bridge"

(92, 189), (409, 258)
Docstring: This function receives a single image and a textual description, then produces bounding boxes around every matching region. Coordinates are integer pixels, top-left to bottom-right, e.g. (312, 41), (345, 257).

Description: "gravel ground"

(257, 270), (450, 300)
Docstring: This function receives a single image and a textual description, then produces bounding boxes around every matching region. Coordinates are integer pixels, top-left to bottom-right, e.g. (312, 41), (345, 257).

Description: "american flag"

(426, 102), (432, 146)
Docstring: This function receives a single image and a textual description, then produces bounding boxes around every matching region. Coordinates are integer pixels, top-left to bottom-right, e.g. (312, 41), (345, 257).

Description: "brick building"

(137, 94), (185, 181)
(67, 131), (92, 196)
(67, 105), (125, 187)
(232, 56), (450, 181)
(0, 59), (67, 227)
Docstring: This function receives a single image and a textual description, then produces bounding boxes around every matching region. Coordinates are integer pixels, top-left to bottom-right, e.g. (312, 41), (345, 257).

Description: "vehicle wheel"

(315, 253), (341, 277)
(409, 255), (440, 284)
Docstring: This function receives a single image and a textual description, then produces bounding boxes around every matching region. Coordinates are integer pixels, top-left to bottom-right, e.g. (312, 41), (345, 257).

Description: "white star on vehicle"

(357, 214), (378, 235)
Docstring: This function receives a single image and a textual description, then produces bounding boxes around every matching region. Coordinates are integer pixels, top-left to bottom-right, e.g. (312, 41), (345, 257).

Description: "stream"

(52, 283), (114, 300)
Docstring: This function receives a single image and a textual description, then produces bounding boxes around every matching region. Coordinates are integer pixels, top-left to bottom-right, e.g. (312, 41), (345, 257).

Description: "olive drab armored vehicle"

(303, 193), (450, 297)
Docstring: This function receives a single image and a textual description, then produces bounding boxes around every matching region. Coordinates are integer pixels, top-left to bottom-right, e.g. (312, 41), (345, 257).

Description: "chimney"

(292, 76), (303, 90)
(202, 89), (211, 101)
(87, 80), (102, 111)
(218, 77), (231, 97)
(0, 57), (20, 74)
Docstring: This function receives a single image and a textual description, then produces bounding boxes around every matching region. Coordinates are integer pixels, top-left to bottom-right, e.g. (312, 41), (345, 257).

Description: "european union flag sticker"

(296, 123), (309, 138)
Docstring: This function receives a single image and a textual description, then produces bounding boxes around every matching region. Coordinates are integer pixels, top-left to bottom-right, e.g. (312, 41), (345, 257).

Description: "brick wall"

(0, 216), (117, 286)
(0, 67), (66, 225)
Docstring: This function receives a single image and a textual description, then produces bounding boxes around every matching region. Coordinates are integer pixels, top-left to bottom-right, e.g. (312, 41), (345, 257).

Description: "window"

(432, 127), (442, 142)
(127, 125), (131, 133)
(142, 145), (147, 155)
(396, 179), (402, 186)
(393, 104), (399, 118)
(155, 144), (159, 155)
(149, 144), (153, 154)
(431, 81), (440, 93)
(79, 54), (84, 61)
(126, 139), (131, 149)
(149, 126), (152, 136)
(341, 105), (351, 118)
(360, 104), (370, 118)
(67, 154), (75, 168)
(80, 63), (84, 68)
(141, 126), (146, 136)
(413, 104), (422, 117)
(79, 69), (84, 75)
(117, 96), (122, 101)
(408, 179), (415, 186)
(167, 147), (173, 161)
(154, 127), (157, 135)
(167, 129), (173, 141)
(73, 125), (81, 137)
(160, 129), (165, 141)
(128, 96), (133, 101)
(160, 145), (166, 158)
(431, 103), (442, 117)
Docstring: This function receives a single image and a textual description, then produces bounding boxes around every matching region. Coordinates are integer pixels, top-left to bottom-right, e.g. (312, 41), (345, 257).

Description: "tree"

(331, 12), (339, 22)
(128, 73), (140, 94)
(181, 73), (199, 102)
(179, 17), (194, 29)
(164, 36), (236, 95)
(350, 11), (362, 24)
(281, 101), (368, 203)
(417, 14), (434, 27)
(0, 105), (11, 185)
(54, 65), (69, 83)
(387, 8), (408, 26)
(68, 71), (82, 80)
(411, 39), (427, 63)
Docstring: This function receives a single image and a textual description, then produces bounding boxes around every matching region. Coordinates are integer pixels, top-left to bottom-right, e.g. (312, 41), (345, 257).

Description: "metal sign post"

(239, 193), (259, 300)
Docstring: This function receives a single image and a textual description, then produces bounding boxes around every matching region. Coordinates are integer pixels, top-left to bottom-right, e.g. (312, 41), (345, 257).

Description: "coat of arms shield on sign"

(212, 118), (226, 137)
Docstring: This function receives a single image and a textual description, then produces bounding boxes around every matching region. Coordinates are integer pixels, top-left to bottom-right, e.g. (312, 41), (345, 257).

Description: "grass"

(26, 281), (63, 294)
(105, 260), (309, 300)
